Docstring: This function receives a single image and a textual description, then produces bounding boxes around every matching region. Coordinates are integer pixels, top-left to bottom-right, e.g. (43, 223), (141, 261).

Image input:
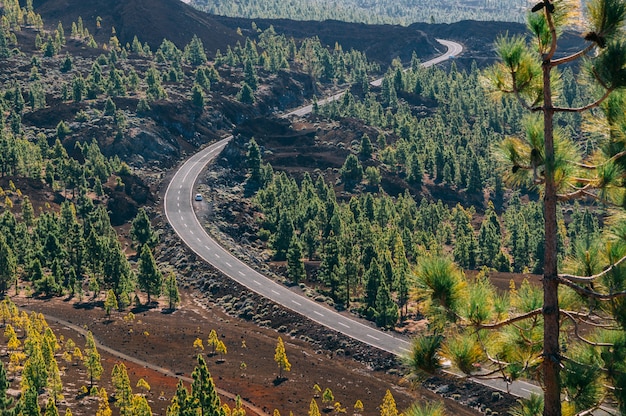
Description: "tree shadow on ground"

(272, 376), (287, 386)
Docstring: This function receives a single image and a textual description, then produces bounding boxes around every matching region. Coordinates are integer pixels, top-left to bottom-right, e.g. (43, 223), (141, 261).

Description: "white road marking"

(189, 230), (194, 235)
(292, 300), (301, 306)
(271, 290), (280, 295)
(225, 262), (232, 268)
(521, 388), (534, 393)
(177, 203), (180, 208)
(399, 347), (410, 353)
(214, 253), (220, 259)
(204, 246), (211, 251)
(253, 280), (261, 285)
(366, 334), (380, 341)
(314, 311), (323, 317)
(338, 322), (350, 328)
(238, 271), (245, 276)
(184, 224), (188, 228)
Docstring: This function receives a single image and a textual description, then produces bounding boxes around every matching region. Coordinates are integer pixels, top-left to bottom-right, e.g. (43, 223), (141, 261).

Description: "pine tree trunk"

(542, 60), (561, 416)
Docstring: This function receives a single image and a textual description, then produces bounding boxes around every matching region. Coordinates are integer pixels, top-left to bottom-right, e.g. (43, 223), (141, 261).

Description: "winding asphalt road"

(163, 39), (542, 399)
(285, 39), (462, 117)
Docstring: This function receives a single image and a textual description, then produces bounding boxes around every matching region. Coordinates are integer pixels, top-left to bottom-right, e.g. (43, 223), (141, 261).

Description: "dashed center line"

(184, 224), (188, 228)
(214, 253), (220, 259)
(225, 262), (232, 268)
(366, 334), (380, 341)
(314, 311), (324, 317)
(291, 300), (301, 306)
(253, 280), (261, 285)
(338, 322), (350, 328)
(204, 245), (211, 251)
(271, 290), (279, 295)
(238, 271), (245, 276)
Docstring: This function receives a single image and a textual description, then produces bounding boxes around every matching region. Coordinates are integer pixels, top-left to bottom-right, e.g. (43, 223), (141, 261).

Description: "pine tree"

(129, 208), (157, 250)
(83, 331), (103, 388)
(246, 138), (262, 184)
(271, 211), (293, 261)
(340, 154), (363, 191)
(184, 35), (208, 66)
(379, 390), (398, 416)
(137, 244), (162, 304)
(375, 280), (399, 329)
(43, 397), (59, 416)
(359, 134), (373, 160)
(104, 289), (118, 316)
(111, 363), (132, 415)
(164, 271), (181, 310)
(21, 343), (48, 393)
(274, 336), (291, 379)
(308, 399), (320, 416)
(0, 234), (16, 294)
(237, 82), (255, 104)
(286, 236), (305, 283)
(0, 361), (13, 411)
(191, 355), (223, 416)
(191, 84), (205, 109)
(483, 1), (626, 414)
(364, 258), (383, 309)
(95, 388), (112, 416)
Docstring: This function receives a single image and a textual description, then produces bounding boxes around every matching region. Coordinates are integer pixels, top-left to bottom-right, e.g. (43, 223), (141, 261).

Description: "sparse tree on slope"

(274, 336), (291, 379)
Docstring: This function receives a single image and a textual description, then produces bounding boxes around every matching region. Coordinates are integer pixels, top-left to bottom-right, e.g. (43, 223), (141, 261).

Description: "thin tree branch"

(574, 150), (626, 170)
(561, 310), (618, 329)
(558, 253), (626, 283)
(551, 43), (596, 67)
(511, 72), (534, 111)
(552, 88), (613, 113)
(558, 276), (626, 299)
(477, 309), (542, 330)
(543, 4), (558, 61)
(562, 310), (614, 347)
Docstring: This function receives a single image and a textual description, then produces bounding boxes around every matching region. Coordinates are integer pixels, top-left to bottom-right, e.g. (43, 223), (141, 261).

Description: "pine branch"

(558, 253), (626, 283)
(562, 310), (614, 347)
(551, 43), (596, 67)
(558, 275), (626, 299)
(511, 72), (535, 111)
(476, 308), (542, 330)
(543, 4), (559, 61)
(552, 88), (613, 113)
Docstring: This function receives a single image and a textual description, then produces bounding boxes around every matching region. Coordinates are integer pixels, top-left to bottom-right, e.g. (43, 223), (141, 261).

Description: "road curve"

(285, 39), (463, 117)
(164, 138), (412, 356)
(164, 39), (542, 398)
(164, 41), (466, 357)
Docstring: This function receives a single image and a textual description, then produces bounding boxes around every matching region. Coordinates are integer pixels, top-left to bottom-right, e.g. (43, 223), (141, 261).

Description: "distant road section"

(285, 38), (463, 117)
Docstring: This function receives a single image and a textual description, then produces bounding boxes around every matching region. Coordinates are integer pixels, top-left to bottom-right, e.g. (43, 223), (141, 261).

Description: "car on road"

(194, 193), (203, 201)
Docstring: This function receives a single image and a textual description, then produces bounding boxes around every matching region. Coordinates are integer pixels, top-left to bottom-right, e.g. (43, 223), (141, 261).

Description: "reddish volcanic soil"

(2, 285), (511, 416)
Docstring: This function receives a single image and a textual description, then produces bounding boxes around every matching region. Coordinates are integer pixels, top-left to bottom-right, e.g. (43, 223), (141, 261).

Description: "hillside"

(33, 0), (243, 54)
(1, 0), (615, 414)
(0, 1), (505, 415)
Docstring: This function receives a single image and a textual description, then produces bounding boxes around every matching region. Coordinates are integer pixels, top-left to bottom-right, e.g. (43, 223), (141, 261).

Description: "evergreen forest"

(2, 0), (626, 415)
(190, 0), (530, 25)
